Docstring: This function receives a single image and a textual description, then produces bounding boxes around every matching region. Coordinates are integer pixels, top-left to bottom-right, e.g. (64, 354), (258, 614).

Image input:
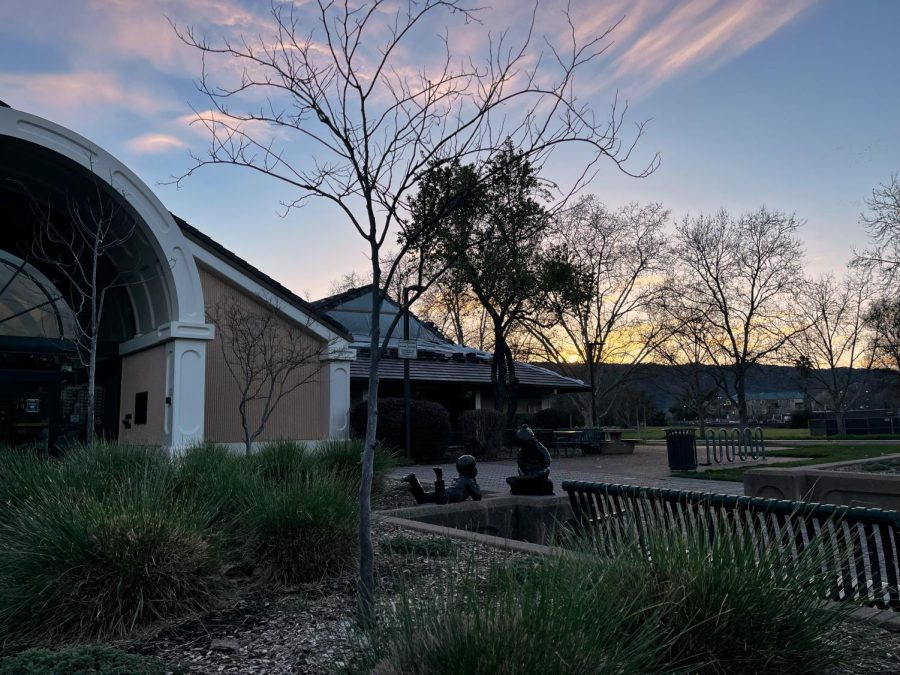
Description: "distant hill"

(537, 362), (900, 415)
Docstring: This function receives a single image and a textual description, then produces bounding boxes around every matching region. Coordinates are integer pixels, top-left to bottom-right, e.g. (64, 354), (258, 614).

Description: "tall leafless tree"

(854, 173), (900, 285)
(652, 314), (718, 435)
(208, 296), (325, 454)
(670, 208), (806, 426)
(867, 296), (900, 378)
(528, 197), (670, 424)
(174, 0), (655, 625)
(791, 270), (874, 435)
(27, 176), (140, 443)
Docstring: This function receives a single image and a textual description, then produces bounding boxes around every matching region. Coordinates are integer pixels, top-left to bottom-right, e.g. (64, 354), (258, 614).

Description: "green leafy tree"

(413, 142), (552, 423)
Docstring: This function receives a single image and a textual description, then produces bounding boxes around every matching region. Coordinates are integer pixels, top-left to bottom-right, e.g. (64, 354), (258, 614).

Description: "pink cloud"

(0, 70), (170, 116)
(126, 132), (187, 154)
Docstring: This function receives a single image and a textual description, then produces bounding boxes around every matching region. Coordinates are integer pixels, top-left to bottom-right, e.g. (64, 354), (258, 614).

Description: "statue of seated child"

(401, 454), (483, 504)
(506, 424), (554, 496)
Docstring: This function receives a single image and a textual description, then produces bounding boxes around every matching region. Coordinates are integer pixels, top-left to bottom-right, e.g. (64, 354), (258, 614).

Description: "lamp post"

(403, 284), (424, 459)
(587, 341), (600, 427)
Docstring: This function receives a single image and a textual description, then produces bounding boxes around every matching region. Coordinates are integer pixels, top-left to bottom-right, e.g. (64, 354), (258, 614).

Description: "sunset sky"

(1, 0), (898, 300)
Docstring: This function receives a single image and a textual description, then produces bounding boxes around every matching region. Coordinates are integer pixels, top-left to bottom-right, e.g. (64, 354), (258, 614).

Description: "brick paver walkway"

(389, 443), (800, 497)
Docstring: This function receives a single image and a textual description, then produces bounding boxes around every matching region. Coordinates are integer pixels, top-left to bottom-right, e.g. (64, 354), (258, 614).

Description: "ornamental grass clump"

(0, 439), (375, 642)
(361, 510), (851, 674)
(594, 510), (850, 674)
(360, 555), (668, 674)
(242, 469), (357, 583)
(0, 466), (222, 642)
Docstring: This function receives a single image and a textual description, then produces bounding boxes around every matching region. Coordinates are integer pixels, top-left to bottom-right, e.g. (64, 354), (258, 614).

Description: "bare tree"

(791, 270), (874, 435)
(26, 176), (140, 443)
(854, 173), (900, 284)
(653, 315), (717, 435)
(867, 296), (900, 378)
(671, 208), (806, 426)
(174, 0), (655, 625)
(529, 197), (670, 425)
(208, 296), (324, 454)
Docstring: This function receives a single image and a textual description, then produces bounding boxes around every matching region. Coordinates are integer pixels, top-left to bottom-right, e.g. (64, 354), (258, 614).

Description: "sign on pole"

(397, 339), (418, 359)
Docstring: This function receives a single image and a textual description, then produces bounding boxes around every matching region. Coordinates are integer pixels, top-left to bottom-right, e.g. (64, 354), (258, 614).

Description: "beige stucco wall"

(119, 344), (167, 445)
(199, 265), (328, 444)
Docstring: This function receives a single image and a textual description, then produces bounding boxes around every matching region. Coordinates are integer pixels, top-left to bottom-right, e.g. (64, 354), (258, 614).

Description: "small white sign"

(397, 339), (418, 359)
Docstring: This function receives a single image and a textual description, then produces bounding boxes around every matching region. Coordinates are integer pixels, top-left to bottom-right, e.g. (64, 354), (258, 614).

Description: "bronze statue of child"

(401, 454), (482, 504)
(506, 424), (554, 495)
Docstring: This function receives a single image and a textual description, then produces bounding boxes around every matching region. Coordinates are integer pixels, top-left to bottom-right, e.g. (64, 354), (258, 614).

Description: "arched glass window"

(0, 251), (77, 339)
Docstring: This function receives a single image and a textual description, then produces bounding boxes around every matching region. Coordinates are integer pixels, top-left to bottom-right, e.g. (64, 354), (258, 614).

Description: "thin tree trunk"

(357, 268), (381, 628)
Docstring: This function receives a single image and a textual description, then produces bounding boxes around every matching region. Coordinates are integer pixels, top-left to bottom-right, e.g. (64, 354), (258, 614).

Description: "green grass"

(382, 535), (456, 558)
(680, 443), (900, 482)
(0, 646), (176, 674)
(637, 426), (814, 440)
(356, 510), (851, 674)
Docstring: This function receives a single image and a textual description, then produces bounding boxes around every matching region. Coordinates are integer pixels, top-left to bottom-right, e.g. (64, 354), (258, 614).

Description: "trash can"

(665, 428), (697, 470)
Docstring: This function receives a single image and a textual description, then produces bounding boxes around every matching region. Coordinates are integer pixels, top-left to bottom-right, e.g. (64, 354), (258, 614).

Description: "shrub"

(241, 470), (357, 583)
(0, 646), (173, 675)
(0, 471), (223, 642)
(350, 398), (451, 461)
(532, 406), (582, 430)
(457, 409), (506, 457)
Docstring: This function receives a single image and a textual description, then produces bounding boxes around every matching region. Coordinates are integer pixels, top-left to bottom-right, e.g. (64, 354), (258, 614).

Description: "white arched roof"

(0, 106), (211, 350)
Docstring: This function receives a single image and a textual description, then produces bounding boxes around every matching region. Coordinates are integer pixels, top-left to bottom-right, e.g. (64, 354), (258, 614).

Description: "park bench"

(562, 480), (900, 609)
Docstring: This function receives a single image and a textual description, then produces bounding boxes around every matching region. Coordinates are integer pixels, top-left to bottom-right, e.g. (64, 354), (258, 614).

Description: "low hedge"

(457, 409), (506, 457)
(350, 398), (451, 461)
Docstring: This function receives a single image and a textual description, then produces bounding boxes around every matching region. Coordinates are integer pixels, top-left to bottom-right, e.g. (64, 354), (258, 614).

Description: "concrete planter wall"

(744, 453), (900, 511)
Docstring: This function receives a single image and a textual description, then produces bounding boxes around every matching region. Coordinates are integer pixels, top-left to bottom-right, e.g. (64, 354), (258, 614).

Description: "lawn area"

(637, 426), (814, 440)
(680, 444), (900, 482)
(638, 426), (900, 441)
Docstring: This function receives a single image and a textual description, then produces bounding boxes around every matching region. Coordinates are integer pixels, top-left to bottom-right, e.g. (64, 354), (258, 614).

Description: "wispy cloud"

(607, 0), (817, 96)
(126, 132), (187, 154)
(0, 70), (170, 116)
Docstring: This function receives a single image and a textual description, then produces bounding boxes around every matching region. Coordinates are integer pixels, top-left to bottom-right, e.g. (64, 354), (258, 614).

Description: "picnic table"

(579, 427), (638, 455)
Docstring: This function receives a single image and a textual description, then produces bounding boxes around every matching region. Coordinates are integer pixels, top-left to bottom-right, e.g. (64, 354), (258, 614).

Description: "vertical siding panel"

(199, 266), (328, 444)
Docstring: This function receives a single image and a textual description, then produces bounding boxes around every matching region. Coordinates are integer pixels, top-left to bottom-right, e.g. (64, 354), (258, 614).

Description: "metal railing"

(702, 427), (765, 464)
(562, 480), (900, 609)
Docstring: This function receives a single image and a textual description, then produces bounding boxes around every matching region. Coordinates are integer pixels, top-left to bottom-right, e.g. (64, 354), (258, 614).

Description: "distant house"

(745, 391), (806, 422)
(312, 286), (590, 420)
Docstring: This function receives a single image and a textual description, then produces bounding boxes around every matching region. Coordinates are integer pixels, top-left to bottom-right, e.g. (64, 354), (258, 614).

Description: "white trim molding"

(119, 321), (215, 356)
(0, 106), (208, 329)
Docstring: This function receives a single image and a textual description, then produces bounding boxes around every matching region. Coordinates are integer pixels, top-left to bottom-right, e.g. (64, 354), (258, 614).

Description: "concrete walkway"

(390, 444), (792, 496)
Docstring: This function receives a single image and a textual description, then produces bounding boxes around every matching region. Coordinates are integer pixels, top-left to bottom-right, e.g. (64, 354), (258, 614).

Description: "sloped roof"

(173, 214), (352, 340)
(746, 391), (805, 401)
(351, 355), (590, 391)
(311, 284), (375, 311)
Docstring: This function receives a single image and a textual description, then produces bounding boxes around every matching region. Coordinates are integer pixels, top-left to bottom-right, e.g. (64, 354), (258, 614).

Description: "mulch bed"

(126, 514), (524, 674)
(122, 485), (900, 674)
